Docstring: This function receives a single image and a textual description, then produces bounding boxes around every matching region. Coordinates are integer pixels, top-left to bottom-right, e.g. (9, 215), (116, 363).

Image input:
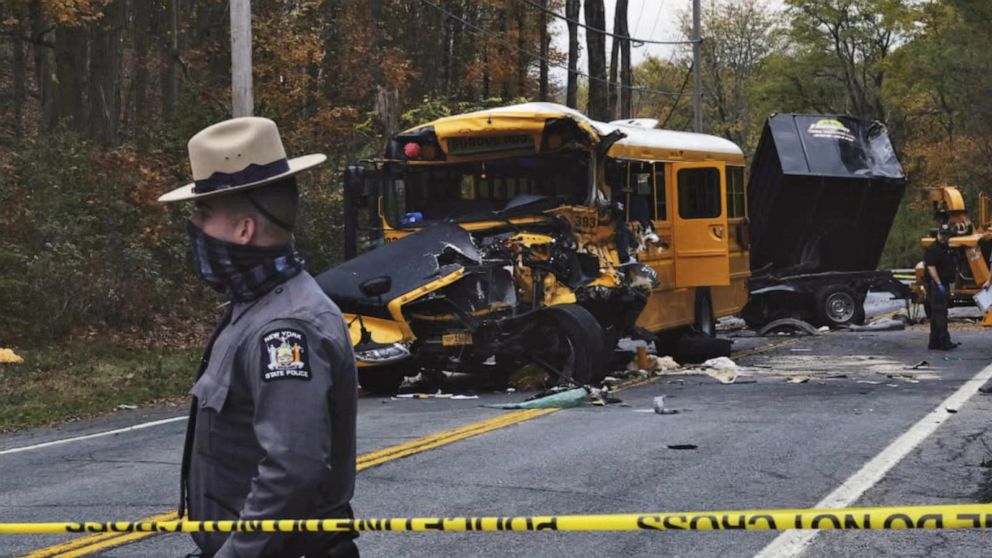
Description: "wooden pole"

(692, 0), (702, 133)
(231, 0), (253, 117)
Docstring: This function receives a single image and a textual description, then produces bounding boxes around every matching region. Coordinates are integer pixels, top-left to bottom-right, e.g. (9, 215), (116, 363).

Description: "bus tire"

(530, 304), (609, 385)
(358, 364), (406, 395)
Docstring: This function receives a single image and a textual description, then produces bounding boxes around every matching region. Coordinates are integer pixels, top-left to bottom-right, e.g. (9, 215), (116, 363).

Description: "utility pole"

(692, 0), (702, 133)
(231, 0), (254, 117)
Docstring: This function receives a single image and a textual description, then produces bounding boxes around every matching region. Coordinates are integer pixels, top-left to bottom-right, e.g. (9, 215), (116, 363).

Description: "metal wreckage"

(316, 104), (908, 393)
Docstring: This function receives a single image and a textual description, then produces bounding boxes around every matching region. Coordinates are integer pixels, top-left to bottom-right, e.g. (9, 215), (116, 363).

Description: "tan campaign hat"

(158, 117), (326, 203)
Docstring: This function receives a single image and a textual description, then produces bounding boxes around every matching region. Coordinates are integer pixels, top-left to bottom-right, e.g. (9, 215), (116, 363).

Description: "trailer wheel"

(358, 364), (406, 395)
(528, 304), (609, 385)
(814, 287), (859, 327)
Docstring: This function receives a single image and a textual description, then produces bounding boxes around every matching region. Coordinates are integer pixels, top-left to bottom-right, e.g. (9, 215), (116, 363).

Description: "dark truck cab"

(741, 114), (910, 328)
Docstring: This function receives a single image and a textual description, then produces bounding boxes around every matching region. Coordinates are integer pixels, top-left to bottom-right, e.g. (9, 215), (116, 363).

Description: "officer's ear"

(232, 215), (257, 246)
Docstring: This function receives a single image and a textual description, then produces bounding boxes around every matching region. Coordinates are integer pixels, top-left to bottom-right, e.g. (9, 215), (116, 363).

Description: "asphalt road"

(3, 294), (991, 557)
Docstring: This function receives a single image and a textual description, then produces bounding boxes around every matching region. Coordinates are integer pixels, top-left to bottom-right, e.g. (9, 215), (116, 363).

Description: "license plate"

(442, 332), (473, 346)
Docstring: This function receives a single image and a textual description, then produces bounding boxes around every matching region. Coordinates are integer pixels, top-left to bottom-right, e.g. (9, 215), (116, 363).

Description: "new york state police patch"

(260, 329), (311, 382)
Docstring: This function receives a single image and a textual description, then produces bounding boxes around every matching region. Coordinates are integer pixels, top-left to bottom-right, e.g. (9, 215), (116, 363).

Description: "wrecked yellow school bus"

(317, 103), (748, 393)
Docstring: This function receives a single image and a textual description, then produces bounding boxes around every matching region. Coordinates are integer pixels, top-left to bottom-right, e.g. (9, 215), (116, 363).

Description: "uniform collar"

(229, 271), (308, 324)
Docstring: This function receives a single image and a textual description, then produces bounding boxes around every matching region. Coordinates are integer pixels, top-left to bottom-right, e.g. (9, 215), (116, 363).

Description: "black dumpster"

(743, 114), (909, 328)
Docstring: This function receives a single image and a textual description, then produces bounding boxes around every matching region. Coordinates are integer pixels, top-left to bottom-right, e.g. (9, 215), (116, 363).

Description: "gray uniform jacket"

(184, 271), (357, 557)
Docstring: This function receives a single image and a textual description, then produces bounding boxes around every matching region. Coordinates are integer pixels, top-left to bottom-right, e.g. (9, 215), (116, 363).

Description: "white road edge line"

(755, 360), (992, 558)
(0, 416), (186, 456)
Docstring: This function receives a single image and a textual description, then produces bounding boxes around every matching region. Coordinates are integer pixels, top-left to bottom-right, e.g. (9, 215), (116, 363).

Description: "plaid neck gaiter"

(187, 221), (304, 302)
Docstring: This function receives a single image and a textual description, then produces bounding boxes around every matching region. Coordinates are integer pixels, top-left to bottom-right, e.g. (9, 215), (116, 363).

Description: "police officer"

(924, 223), (958, 351)
(158, 117), (358, 557)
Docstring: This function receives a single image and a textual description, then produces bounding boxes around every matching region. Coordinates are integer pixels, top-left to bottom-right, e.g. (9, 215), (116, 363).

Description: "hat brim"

(158, 153), (327, 203)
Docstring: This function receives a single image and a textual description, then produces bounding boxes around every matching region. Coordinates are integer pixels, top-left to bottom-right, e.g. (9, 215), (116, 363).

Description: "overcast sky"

(548, 0), (786, 85)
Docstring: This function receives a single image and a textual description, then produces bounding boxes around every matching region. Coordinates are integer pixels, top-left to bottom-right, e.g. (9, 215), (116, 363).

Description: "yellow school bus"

(320, 103), (749, 392)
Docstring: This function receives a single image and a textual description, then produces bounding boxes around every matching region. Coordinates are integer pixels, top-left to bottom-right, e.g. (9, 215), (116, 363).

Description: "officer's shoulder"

(268, 272), (344, 326)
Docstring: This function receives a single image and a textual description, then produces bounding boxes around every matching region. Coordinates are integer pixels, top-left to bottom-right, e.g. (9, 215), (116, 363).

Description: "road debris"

(843, 318), (906, 332)
(395, 391), (480, 400)
(485, 387), (588, 409)
(667, 444), (698, 450)
(786, 376), (810, 384)
(699, 357), (740, 384)
(115, 404), (138, 410)
(649, 395), (680, 415)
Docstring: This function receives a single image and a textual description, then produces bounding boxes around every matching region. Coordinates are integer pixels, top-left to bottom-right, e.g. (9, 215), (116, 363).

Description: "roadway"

(2, 295), (991, 557)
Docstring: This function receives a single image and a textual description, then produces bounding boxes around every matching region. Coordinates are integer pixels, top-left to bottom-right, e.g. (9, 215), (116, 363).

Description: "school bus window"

(726, 166), (745, 218)
(461, 175), (474, 200)
(678, 167), (721, 219)
(628, 161), (654, 223)
(655, 165), (667, 220)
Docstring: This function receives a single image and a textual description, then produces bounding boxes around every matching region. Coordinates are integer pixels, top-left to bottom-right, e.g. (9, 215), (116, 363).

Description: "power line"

(515, 0), (694, 46)
(649, 1), (665, 45)
(416, 0), (684, 97)
(659, 62), (693, 129)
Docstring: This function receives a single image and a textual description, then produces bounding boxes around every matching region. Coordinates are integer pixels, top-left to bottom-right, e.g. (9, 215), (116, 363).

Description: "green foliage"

(0, 131), (207, 340)
(0, 342), (199, 431)
(399, 96), (528, 129)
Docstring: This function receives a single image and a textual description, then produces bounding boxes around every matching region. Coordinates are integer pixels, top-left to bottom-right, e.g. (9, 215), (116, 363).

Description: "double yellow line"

(21, 408), (556, 558)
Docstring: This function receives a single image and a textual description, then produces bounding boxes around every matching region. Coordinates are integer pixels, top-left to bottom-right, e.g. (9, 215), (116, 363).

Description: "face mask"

(187, 221), (304, 302)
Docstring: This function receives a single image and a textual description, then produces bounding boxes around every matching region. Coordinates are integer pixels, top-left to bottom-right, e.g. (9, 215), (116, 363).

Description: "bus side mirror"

(360, 276), (392, 299)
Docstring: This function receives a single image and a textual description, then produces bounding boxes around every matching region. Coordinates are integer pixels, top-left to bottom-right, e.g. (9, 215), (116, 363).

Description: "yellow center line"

(19, 408), (556, 558)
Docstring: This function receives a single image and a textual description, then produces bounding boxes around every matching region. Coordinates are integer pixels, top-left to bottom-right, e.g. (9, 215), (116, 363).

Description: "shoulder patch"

(260, 329), (312, 382)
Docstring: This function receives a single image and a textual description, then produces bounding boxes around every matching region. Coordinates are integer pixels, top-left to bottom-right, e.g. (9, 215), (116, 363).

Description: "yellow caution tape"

(3, 504), (992, 534)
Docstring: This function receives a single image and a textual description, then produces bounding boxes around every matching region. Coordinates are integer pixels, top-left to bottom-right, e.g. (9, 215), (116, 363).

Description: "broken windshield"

(382, 153), (589, 227)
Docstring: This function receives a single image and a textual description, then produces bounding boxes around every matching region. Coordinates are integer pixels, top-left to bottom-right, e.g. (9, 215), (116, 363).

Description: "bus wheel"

(815, 286), (858, 327)
(694, 288), (716, 337)
(358, 364), (406, 395)
(528, 304), (608, 385)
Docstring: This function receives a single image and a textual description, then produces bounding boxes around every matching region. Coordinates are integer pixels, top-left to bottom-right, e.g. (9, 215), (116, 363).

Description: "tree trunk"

(608, 0), (622, 119)
(89, 0), (124, 143)
(538, 0), (548, 101)
(54, 24), (88, 133)
(12, 17), (26, 139)
(516, 6), (527, 98)
(618, 0), (631, 119)
(161, 0), (179, 119)
(30, 0), (57, 132)
(584, 0), (608, 120)
(132, 0), (151, 145)
(565, 0), (579, 108)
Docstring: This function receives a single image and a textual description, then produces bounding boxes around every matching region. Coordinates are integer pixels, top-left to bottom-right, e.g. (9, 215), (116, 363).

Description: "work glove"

(937, 284), (947, 295)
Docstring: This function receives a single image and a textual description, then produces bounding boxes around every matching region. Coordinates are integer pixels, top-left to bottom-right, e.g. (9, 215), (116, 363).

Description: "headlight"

(355, 342), (411, 364)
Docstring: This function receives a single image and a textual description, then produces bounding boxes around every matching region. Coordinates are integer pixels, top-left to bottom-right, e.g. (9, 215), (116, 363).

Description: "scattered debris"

(843, 318), (906, 332)
(716, 317), (747, 332)
(0, 348), (24, 364)
(602, 376), (621, 386)
(667, 444), (698, 450)
(946, 407), (959, 414)
(626, 354), (680, 375)
(697, 357), (740, 384)
(856, 380), (883, 385)
(701, 357), (738, 370)
(116, 404), (138, 410)
(394, 391), (479, 400)
(909, 360), (929, 370)
(757, 318), (820, 337)
(485, 387), (588, 409)
(652, 395), (680, 415)
(786, 376), (810, 384)
(790, 348), (813, 352)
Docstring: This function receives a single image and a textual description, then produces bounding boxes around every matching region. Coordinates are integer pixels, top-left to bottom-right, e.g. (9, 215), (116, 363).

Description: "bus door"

(342, 165), (386, 260)
(670, 162), (730, 287)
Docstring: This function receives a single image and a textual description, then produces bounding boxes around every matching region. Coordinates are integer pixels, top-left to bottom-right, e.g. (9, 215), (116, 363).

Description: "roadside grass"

(0, 343), (200, 432)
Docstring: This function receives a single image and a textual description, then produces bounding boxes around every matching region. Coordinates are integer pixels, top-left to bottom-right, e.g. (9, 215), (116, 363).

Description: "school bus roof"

(399, 102), (745, 165)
